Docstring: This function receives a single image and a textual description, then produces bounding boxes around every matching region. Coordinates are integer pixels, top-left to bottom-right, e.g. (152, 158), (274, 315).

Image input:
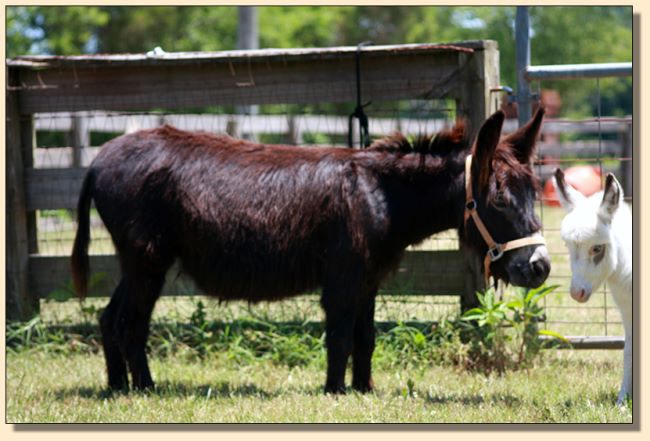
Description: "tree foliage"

(6, 5), (632, 116)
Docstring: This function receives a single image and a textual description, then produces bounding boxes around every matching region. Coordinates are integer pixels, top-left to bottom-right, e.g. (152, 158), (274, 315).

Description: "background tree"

(5, 5), (632, 117)
(7, 6), (109, 56)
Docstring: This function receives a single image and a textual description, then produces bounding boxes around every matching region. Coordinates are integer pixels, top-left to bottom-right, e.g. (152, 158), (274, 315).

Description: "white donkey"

(553, 169), (632, 406)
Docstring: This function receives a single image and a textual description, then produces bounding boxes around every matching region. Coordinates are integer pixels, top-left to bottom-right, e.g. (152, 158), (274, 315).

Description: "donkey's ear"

(599, 173), (623, 224)
(553, 168), (585, 212)
(472, 110), (505, 189)
(504, 106), (545, 164)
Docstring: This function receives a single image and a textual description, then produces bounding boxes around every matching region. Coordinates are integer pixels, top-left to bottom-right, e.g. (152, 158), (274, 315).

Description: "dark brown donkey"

(71, 108), (550, 394)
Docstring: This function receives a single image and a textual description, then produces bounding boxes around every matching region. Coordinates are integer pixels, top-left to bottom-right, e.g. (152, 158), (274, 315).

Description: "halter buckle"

(465, 199), (477, 211)
(487, 244), (504, 261)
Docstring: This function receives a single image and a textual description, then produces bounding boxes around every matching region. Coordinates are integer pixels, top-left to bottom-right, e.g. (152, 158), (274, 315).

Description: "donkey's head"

(462, 108), (550, 288)
(553, 169), (624, 303)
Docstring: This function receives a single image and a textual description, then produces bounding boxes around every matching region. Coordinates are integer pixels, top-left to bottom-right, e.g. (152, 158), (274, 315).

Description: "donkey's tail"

(71, 170), (96, 299)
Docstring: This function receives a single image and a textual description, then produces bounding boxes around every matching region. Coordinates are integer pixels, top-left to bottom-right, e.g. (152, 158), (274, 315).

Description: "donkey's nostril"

(531, 258), (550, 278)
(571, 288), (590, 303)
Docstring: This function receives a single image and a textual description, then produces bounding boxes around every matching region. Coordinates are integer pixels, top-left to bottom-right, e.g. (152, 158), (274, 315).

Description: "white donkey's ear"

(553, 168), (585, 212)
(599, 173), (623, 224)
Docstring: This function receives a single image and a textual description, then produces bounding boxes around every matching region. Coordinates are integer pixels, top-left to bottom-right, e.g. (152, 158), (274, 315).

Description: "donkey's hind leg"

(99, 277), (129, 391)
(115, 271), (166, 390)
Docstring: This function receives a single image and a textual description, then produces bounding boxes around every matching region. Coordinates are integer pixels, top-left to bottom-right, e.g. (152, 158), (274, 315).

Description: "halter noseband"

(464, 154), (546, 286)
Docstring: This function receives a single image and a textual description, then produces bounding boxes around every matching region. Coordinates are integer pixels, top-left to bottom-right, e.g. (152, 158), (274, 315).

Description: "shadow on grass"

(432, 393), (521, 407)
(391, 388), (522, 408)
(53, 379), (328, 402)
(153, 380), (275, 399)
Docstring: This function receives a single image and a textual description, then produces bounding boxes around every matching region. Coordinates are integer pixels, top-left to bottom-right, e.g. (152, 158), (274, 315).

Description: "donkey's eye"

(493, 192), (507, 208)
(589, 244), (605, 256)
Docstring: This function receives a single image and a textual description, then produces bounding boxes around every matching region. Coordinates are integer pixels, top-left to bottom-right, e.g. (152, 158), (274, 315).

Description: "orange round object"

(543, 165), (602, 206)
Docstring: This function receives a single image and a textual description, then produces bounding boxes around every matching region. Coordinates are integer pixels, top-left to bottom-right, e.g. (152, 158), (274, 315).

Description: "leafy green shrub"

(459, 285), (567, 374)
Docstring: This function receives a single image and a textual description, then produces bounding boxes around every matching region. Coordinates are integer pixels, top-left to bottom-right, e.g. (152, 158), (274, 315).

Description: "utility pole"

(515, 6), (532, 127)
(238, 6), (259, 52)
(237, 6), (259, 136)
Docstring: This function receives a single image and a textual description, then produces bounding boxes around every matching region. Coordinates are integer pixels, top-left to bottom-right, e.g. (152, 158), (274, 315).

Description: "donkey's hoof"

(132, 380), (155, 391)
(351, 380), (375, 394)
(108, 377), (129, 393)
(105, 385), (129, 396)
(324, 384), (347, 395)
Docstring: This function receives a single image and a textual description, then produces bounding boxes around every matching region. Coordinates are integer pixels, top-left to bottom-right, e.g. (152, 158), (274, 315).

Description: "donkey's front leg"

(322, 289), (357, 394)
(617, 321), (633, 406)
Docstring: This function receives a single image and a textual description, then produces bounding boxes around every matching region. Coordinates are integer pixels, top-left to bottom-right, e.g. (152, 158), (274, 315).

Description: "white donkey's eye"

(589, 244), (605, 256)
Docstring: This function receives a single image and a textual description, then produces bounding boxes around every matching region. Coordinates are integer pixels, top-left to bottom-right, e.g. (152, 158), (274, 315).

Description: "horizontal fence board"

(538, 140), (622, 158)
(9, 42), (481, 69)
(502, 118), (630, 134)
(24, 167), (87, 210)
(34, 113), (455, 137)
(30, 113), (629, 175)
(379, 250), (465, 295)
(14, 51), (463, 113)
(535, 163), (623, 184)
(35, 113), (631, 136)
(29, 250), (465, 300)
(31, 141), (625, 170)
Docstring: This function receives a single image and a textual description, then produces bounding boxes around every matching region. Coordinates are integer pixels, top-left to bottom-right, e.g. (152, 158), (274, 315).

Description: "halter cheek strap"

(464, 155), (547, 285)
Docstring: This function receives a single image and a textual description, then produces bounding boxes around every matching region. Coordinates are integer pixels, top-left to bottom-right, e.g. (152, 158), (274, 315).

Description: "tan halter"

(464, 155), (547, 286)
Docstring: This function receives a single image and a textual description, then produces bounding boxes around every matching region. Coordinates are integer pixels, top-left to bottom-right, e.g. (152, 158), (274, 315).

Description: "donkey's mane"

(367, 122), (467, 156)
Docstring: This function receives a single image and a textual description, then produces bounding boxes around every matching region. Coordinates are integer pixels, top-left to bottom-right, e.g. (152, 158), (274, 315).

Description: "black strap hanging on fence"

(348, 41), (373, 148)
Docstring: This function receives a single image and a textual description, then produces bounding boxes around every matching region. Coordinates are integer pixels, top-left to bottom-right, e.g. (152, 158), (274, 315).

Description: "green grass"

(6, 348), (631, 423)
(6, 296), (632, 424)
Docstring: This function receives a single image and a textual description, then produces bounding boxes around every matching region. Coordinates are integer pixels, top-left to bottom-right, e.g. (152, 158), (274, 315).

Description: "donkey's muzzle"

(524, 246), (551, 287)
(506, 245), (551, 288)
(531, 257), (550, 279)
(570, 287), (591, 303)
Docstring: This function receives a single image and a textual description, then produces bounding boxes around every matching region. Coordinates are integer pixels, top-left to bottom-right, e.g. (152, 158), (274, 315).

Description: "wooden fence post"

(461, 247), (484, 312)
(6, 73), (39, 320)
(455, 41), (500, 310)
(20, 115), (39, 254)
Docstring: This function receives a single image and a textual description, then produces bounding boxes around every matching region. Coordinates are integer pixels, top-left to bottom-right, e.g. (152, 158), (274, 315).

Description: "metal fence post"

(516, 6), (532, 128)
(621, 123), (633, 196)
(71, 113), (89, 167)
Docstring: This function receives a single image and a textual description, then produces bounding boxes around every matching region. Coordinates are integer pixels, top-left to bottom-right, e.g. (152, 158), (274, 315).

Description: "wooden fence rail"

(31, 112), (633, 198)
(33, 111), (632, 136)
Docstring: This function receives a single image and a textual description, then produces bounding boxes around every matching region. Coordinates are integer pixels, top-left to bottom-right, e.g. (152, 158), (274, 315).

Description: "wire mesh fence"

(8, 44), (632, 340)
(30, 88), (632, 338)
(530, 76), (632, 339)
(29, 99), (462, 324)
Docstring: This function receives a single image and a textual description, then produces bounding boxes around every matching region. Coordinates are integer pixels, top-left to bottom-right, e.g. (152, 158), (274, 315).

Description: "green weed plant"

(460, 285), (567, 374)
